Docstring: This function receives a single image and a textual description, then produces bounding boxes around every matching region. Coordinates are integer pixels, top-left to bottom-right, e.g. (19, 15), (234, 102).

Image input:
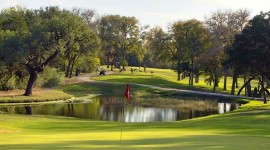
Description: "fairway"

(1, 109), (270, 149)
(93, 67), (261, 95)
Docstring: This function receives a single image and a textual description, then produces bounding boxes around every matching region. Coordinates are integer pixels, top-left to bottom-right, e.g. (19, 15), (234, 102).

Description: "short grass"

(93, 67), (260, 96)
(0, 101), (270, 149)
(63, 82), (247, 105)
(0, 89), (71, 103)
(1, 67), (270, 149)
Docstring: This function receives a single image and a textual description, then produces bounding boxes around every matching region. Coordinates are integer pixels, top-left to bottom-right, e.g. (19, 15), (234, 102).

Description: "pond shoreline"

(0, 71), (257, 104)
(0, 95), (241, 122)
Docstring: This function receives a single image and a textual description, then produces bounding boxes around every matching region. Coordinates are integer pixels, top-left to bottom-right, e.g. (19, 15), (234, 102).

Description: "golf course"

(1, 4), (270, 149)
(1, 68), (270, 150)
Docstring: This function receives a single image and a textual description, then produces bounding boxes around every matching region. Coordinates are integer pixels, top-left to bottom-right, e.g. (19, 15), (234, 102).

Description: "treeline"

(0, 6), (270, 102)
(0, 7), (100, 95)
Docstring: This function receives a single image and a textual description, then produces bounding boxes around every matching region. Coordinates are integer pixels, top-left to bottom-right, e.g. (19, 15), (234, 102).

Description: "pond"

(0, 97), (240, 122)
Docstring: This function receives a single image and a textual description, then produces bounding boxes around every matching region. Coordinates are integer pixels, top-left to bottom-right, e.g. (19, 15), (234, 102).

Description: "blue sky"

(0, 0), (269, 29)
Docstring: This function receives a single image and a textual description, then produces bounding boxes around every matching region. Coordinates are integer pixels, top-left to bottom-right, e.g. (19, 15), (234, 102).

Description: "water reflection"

(25, 106), (32, 115)
(0, 97), (240, 122)
(218, 102), (240, 114)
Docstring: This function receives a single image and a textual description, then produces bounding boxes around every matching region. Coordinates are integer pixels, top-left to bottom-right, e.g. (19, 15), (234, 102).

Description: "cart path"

(70, 72), (262, 100)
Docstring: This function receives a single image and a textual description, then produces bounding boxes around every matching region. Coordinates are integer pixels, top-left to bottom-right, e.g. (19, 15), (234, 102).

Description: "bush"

(0, 76), (15, 90)
(37, 67), (64, 88)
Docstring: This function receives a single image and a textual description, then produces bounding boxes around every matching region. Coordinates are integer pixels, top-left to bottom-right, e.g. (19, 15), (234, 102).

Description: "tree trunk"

(190, 56), (194, 86)
(261, 75), (267, 104)
(24, 70), (38, 96)
(223, 75), (227, 90)
(246, 83), (252, 97)
(122, 54), (126, 71)
(243, 78), (247, 96)
(69, 57), (76, 78)
(195, 74), (199, 83)
(144, 65), (146, 72)
(111, 63), (114, 71)
(213, 83), (216, 93)
(107, 53), (110, 68)
(24, 49), (59, 96)
(236, 77), (239, 88)
(213, 75), (219, 93)
(231, 72), (237, 95)
(75, 68), (80, 76)
(177, 61), (181, 81)
(65, 59), (71, 77)
(223, 68), (229, 90)
(237, 77), (255, 95)
(177, 69), (181, 81)
(257, 79), (261, 91)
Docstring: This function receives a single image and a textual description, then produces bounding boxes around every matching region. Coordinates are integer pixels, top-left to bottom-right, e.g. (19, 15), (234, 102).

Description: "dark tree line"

(227, 11), (270, 103)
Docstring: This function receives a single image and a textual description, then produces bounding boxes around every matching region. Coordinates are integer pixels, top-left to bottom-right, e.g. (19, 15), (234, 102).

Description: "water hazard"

(0, 97), (240, 122)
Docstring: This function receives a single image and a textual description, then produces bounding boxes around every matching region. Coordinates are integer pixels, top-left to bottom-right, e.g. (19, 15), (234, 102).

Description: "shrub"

(0, 76), (15, 90)
(37, 67), (64, 88)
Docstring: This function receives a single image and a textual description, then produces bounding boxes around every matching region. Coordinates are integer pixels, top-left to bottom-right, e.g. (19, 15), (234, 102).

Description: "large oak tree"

(0, 7), (99, 95)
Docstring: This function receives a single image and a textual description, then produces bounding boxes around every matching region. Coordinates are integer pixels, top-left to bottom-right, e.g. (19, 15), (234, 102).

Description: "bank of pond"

(0, 96), (241, 122)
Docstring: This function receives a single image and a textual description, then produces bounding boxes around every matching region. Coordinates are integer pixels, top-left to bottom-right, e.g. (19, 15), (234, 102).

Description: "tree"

(0, 7), (99, 95)
(100, 15), (144, 70)
(0, 6), (29, 90)
(22, 7), (75, 95)
(204, 9), (250, 92)
(64, 11), (100, 78)
(171, 19), (209, 85)
(169, 21), (187, 81)
(145, 27), (172, 70)
(229, 11), (270, 103)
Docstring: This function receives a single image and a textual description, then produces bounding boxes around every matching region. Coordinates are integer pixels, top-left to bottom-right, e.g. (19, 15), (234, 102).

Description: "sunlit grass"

(0, 107), (270, 149)
(93, 67), (260, 96)
(1, 66), (270, 149)
(236, 100), (270, 111)
(0, 89), (71, 103)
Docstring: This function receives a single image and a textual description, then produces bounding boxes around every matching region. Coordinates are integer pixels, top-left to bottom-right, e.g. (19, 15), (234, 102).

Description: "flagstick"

(120, 83), (130, 144)
(120, 97), (124, 144)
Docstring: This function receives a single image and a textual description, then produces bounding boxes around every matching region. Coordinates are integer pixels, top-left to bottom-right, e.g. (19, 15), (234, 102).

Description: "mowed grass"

(0, 67), (270, 149)
(0, 89), (71, 103)
(93, 67), (260, 95)
(1, 102), (270, 150)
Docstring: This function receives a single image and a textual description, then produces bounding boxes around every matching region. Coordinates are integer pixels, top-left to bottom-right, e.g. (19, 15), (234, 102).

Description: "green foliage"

(0, 6), (101, 94)
(231, 12), (270, 77)
(0, 76), (15, 90)
(37, 67), (64, 88)
(100, 15), (143, 69)
(145, 27), (172, 68)
(76, 52), (100, 73)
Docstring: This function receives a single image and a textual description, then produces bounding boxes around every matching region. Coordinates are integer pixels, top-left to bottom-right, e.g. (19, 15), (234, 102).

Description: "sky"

(0, 0), (269, 29)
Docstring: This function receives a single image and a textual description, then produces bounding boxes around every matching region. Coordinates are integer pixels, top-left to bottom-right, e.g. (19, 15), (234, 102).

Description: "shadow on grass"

(16, 110), (270, 135)
(95, 74), (231, 95)
(63, 82), (243, 102)
(1, 111), (270, 149)
(1, 134), (269, 150)
(63, 82), (153, 97)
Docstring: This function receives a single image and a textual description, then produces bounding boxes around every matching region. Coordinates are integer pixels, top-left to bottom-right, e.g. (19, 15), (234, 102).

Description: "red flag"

(125, 84), (130, 102)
